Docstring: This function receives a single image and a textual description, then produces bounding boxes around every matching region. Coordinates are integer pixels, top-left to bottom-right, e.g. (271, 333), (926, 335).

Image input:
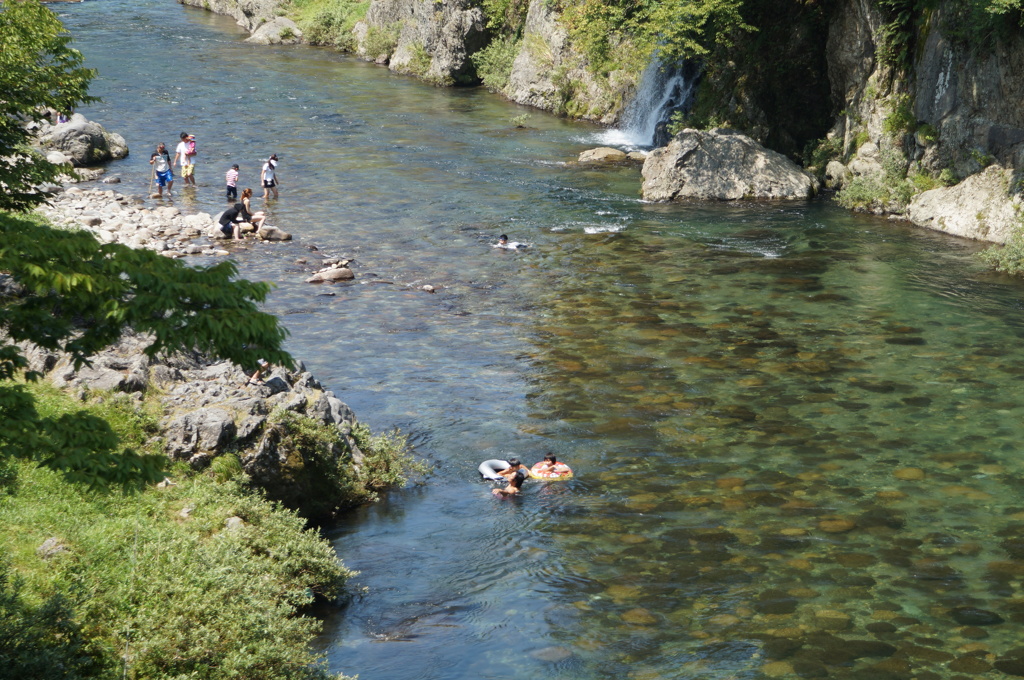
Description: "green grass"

(0, 368), (427, 678)
(292, 0), (369, 50)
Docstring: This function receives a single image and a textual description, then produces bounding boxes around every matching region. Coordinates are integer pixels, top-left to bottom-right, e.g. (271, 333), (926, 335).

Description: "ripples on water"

(61, 1), (1024, 677)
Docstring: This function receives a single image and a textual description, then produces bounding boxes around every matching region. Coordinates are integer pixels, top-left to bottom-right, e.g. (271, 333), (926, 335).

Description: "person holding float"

(478, 457), (525, 482)
(529, 452), (573, 479)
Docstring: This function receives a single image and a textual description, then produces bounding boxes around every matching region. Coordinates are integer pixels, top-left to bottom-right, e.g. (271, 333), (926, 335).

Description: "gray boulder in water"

(641, 128), (815, 201)
(38, 113), (129, 167)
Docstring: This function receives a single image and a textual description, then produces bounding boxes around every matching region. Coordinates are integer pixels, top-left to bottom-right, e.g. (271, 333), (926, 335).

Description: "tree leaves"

(0, 0), (98, 211)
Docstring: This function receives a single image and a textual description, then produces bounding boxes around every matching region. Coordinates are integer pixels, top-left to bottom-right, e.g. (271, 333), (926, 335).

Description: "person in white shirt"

(174, 132), (196, 187)
(149, 142), (173, 198)
(261, 154), (279, 199)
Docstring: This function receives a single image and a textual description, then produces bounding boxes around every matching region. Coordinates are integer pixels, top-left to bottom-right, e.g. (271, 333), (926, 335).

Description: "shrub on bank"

(294, 0), (369, 50)
(0, 462), (354, 680)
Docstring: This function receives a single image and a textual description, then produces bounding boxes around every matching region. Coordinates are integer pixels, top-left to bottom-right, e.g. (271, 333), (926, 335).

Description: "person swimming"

(493, 468), (527, 496)
(533, 452), (570, 475)
(494, 234), (528, 250)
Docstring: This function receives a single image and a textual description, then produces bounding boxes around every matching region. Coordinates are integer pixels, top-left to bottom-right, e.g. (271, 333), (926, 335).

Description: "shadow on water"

(60, 1), (1024, 677)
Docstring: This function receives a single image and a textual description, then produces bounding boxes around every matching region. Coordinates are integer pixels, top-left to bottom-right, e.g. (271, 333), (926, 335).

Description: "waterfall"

(599, 60), (696, 149)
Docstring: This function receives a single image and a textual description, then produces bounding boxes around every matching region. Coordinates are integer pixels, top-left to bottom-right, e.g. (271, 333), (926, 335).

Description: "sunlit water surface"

(60, 2), (1024, 677)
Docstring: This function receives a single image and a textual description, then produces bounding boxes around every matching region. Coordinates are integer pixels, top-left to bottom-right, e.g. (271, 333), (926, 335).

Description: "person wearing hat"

(261, 154), (279, 200)
(174, 132), (197, 187)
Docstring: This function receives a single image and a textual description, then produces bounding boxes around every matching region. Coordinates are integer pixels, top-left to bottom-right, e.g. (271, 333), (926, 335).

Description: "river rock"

(907, 164), (1021, 244)
(641, 128), (816, 201)
(37, 113), (129, 167)
(950, 606), (1005, 626)
(306, 266), (355, 283)
(258, 224), (292, 241)
(578, 147), (628, 163)
(245, 17), (303, 45)
(824, 160), (852, 189)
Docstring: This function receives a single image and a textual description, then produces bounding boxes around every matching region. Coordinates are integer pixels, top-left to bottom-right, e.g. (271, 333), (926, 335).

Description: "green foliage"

(363, 23), (400, 59)
(916, 122), (938, 144)
(0, 461), (353, 680)
(294, 0), (369, 50)
(803, 136), (843, 173)
(0, 211), (293, 489)
(945, 0), (1024, 48)
(209, 452), (244, 483)
(481, 0), (529, 35)
(882, 93), (915, 137)
(554, 0), (751, 76)
(263, 410), (371, 517)
(939, 167), (958, 186)
(406, 42), (433, 77)
(0, 562), (102, 679)
(350, 422), (428, 491)
(852, 130), (872, 154)
(980, 216), (1024, 275)
(836, 146), (915, 212)
(510, 112), (532, 127)
(472, 36), (521, 92)
(0, 0), (97, 211)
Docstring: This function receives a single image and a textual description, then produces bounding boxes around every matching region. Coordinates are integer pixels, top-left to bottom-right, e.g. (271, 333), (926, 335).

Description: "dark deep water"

(59, 1), (1024, 677)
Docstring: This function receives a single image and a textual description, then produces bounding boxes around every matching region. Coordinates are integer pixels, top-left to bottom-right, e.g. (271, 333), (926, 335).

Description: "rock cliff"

(500, 0), (633, 123)
(822, 0), (1024, 242)
(352, 0), (487, 85)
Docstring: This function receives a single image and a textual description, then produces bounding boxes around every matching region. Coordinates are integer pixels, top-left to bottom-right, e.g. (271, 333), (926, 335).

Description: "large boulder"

(245, 17), (302, 45)
(38, 114), (129, 167)
(641, 128), (816, 201)
(907, 165), (1021, 243)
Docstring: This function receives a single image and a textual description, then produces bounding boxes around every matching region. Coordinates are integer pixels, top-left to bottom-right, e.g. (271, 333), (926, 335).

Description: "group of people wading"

(149, 132), (281, 240)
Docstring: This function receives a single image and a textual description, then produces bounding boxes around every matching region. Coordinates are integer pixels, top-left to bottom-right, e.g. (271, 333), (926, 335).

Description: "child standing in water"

(225, 164), (239, 201)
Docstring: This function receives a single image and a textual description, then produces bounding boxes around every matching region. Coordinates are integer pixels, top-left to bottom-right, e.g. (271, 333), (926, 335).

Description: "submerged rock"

(641, 128), (816, 201)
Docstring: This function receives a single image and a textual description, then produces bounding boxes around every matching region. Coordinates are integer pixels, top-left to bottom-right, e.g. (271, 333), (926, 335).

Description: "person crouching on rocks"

(247, 359), (270, 386)
(218, 200), (253, 240)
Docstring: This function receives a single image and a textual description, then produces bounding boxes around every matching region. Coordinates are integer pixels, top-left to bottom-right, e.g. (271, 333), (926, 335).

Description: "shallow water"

(61, 2), (1024, 677)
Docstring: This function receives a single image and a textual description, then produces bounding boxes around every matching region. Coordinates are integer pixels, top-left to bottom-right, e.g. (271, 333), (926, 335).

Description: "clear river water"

(58, 1), (1024, 677)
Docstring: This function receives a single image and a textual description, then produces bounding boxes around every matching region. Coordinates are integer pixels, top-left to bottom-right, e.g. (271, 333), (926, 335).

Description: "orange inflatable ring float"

(529, 462), (573, 480)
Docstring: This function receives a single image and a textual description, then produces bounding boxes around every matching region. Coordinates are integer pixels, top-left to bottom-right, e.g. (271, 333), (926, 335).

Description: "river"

(59, 1), (1024, 677)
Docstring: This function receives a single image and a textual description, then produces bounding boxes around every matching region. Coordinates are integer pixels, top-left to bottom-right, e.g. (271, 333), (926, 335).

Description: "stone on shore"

(907, 164), (1021, 244)
(35, 187), (210, 256)
(641, 128), (816, 201)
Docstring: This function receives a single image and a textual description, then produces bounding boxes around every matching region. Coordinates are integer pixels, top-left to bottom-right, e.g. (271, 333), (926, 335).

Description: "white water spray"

(598, 60), (695, 149)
